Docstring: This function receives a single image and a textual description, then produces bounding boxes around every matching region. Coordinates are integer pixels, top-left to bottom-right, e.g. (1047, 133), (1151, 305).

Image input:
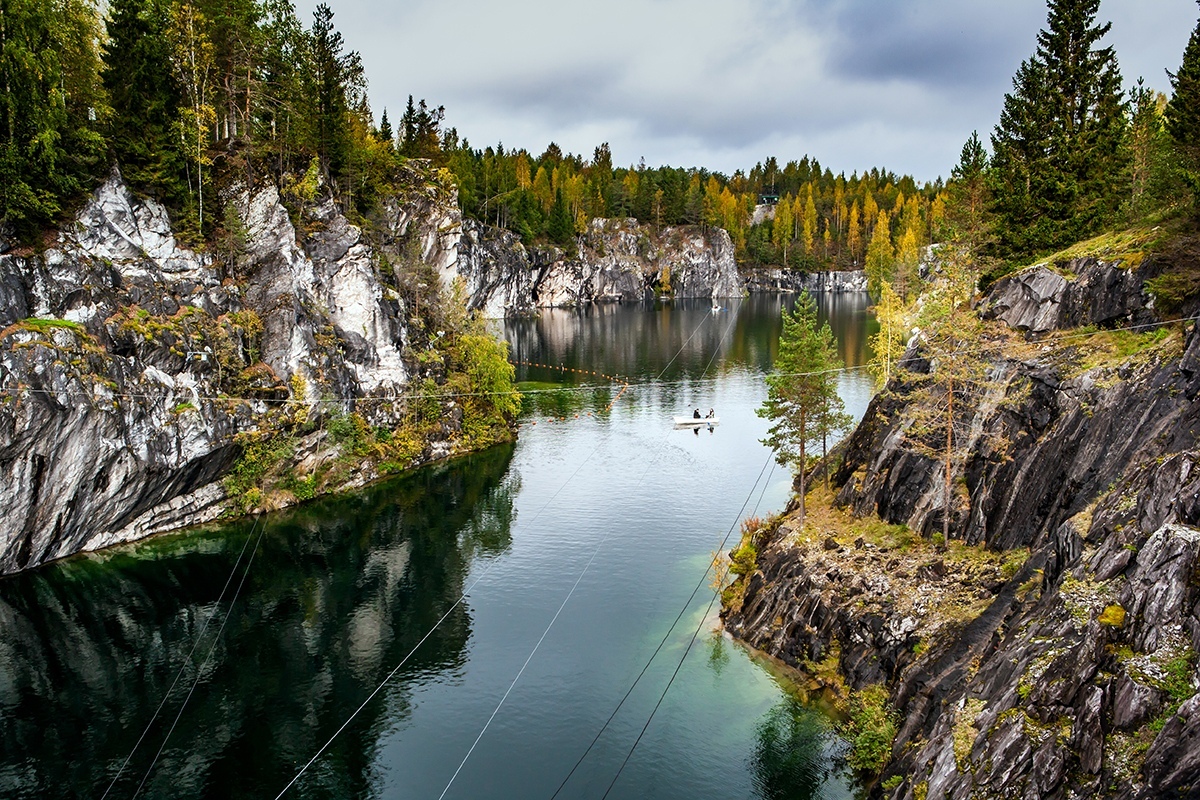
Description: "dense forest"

(1, 0), (1197, 293)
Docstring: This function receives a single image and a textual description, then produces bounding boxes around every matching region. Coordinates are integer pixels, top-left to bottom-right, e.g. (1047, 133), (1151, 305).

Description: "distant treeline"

(444, 142), (942, 274)
(2, 0), (1197, 289)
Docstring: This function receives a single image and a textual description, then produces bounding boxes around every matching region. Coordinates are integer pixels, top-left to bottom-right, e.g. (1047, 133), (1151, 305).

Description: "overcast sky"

(296, 0), (1196, 182)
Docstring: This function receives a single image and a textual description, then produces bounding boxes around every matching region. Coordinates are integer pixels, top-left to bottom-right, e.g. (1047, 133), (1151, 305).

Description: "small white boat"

(674, 416), (720, 427)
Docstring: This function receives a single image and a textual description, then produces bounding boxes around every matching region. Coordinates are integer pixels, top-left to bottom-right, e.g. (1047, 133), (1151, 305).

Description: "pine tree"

(803, 187), (817, 255)
(847, 202), (862, 264)
(772, 193), (794, 265)
(103, 0), (186, 203)
(1166, 3), (1200, 202)
(947, 131), (991, 251)
(757, 292), (849, 529)
(378, 108), (393, 150)
(868, 281), (908, 386)
(893, 226), (920, 299)
(547, 188), (574, 249)
(306, 3), (362, 182)
(167, 1), (216, 233)
(990, 0), (1127, 257)
(904, 255), (992, 542)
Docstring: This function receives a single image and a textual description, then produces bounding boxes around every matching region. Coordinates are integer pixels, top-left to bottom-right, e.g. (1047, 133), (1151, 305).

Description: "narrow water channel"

(0, 294), (875, 799)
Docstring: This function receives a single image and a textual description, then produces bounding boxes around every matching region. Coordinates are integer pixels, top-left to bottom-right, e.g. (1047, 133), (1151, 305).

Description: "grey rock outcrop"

(744, 267), (868, 294)
(456, 217), (744, 314)
(724, 253), (1200, 799)
(979, 258), (1158, 335)
(0, 166), (476, 575)
(0, 161), (753, 575)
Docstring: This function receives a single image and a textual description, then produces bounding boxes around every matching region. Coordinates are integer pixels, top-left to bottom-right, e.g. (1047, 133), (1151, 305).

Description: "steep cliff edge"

(0, 164), (516, 576)
(457, 216), (744, 316)
(723, 249), (1200, 799)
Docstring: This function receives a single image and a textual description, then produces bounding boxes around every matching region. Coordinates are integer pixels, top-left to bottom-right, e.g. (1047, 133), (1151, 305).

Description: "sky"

(295, 0), (1197, 182)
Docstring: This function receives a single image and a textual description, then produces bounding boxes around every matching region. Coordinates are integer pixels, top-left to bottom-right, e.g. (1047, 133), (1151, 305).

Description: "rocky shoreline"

(723, 252), (1200, 799)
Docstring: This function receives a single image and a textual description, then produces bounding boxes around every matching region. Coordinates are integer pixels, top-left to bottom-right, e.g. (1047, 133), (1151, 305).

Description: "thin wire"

(599, 454), (774, 799)
(436, 308), (726, 798)
(273, 440), (604, 799)
(552, 450), (771, 798)
(98, 514), (262, 800)
(131, 514), (270, 798)
(437, 516), (607, 799)
(8, 312), (1197, 408)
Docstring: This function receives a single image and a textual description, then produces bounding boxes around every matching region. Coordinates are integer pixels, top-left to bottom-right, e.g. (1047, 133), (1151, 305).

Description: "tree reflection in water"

(0, 443), (517, 799)
(750, 695), (844, 800)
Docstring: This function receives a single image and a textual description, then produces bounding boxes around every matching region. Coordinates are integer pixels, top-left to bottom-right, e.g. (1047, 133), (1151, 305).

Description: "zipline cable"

(548, 310), (749, 800)
(599, 449), (777, 799)
(10, 312), (1200, 409)
(130, 511), (272, 799)
(98, 513), (264, 800)
(271, 442), (602, 799)
(434, 308), (728, 797)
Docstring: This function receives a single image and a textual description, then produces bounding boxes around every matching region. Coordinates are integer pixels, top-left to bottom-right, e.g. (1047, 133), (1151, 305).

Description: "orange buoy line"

(514, 359), (630, 415)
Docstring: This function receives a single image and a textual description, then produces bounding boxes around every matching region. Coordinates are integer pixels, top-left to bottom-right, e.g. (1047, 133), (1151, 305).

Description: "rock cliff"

(743, 267), (868, 294)
(0, 161), (752, 575)
(456, 217), (745, 315)
(723, 253), (1200, 799)
(0, 164), (508, 576)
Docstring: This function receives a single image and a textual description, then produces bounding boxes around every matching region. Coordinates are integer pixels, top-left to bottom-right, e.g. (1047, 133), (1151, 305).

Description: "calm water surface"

(0, 294), (875, 799)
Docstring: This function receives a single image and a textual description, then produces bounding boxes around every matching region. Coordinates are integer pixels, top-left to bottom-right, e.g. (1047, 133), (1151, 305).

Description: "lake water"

(0, 293), (875, 799)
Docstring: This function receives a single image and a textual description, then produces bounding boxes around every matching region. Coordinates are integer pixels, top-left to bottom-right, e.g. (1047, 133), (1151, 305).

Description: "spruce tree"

(103, 0), (187, 203)
(0, 0), (105, 237)
(947, 131), (991, 252)
(1166, 2), (1200, 201)
(378, 108), (393, 150)
(990, 0), (1127, 257)
(547, 188), (574, 249)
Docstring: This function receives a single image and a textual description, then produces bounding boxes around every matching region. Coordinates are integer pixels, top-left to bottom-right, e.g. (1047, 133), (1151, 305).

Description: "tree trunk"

(944, 375), (953, 543)
(798, 410), (807, 530)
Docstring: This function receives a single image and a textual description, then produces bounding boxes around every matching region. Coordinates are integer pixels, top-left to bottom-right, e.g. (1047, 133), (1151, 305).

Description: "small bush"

(845, 684), (898, 774)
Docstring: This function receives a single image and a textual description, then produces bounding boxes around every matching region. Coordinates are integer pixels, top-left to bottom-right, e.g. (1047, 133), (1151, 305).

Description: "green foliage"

(1166, 5), (1200, 210)
(845, 684), (898, 774)
(0, 0), (106, 239)
(222, 433), (295, 512)
(989, 0), (1128, 258)
(945, 131), (992, 252)
(103, 0), (188, 210)
(1161, 651), (1196, 705)
(729, 540), (757, 577)
(757, 292), (851, 528)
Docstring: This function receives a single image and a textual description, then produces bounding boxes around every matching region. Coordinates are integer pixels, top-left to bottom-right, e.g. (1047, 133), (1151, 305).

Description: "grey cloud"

(298, 0), (1198, 180)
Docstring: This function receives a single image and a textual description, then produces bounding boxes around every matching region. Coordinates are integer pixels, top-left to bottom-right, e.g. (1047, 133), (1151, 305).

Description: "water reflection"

(0, 444), (517, 799)
(507, 295), (876, 385)
(751, 696), (844, 800)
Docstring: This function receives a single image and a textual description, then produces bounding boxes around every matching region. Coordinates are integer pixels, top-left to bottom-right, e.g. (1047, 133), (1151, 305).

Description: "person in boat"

(705, 408), (714, 418)
(693, 408), (701, 419)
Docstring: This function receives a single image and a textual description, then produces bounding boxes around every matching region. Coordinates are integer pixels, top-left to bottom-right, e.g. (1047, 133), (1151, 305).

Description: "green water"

(0, 294), (874, 799)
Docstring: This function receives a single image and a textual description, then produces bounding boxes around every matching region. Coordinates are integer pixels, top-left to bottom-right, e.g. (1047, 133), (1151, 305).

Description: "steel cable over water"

(600, 449), (777, 799)
(547, 310), (745, 799)
(98, 513), (265, 800)
(130, 512), (272, 798)
(276, 309), (724, 798)
(431, 308), (731, 798)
